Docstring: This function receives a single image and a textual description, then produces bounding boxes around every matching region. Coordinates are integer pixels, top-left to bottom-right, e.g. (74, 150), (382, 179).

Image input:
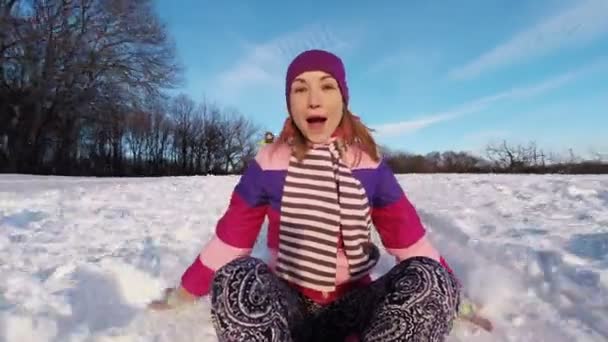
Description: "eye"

(322, 83), (336, 91)
(292, 86), (307, 93)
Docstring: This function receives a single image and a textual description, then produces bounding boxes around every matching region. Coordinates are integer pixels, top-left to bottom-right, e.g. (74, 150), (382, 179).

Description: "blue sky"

(154, 0), (608, 158)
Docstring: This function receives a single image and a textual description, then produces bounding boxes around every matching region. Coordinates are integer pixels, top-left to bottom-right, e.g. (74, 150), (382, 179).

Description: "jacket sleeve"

(370, 159), (456, 275)
(180, 159), (269, 297)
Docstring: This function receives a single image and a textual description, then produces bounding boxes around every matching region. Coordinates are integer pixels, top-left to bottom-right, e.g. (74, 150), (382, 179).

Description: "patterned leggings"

(210, 256), (460, 342)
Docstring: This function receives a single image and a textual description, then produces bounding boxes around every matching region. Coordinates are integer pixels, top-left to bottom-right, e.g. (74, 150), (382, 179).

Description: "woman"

(258, 131), (276, 147)
(149, 49), (488, 341)
(264, 131), (275, 144)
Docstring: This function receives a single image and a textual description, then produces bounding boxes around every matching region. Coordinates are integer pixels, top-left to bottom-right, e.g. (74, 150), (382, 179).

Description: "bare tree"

(222, 109), (259, 173)
(0, 0), (180, 174)
(486, 140), (527, 172)
(171, 94), (195, 172)
(125, 110), (151, 171)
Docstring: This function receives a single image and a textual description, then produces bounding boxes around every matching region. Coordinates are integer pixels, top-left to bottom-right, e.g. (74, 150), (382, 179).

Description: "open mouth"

(306, 116), (327, 124)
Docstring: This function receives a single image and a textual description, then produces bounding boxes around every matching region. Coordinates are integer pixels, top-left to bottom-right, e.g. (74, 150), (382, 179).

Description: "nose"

(307, 86), (322, 109)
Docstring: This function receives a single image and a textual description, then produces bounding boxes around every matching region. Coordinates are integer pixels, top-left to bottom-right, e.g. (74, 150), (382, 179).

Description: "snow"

(1, 173), (607, 341)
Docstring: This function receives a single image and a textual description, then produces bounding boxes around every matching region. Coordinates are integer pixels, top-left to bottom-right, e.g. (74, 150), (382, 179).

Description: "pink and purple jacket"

(180, 143), (456, 304)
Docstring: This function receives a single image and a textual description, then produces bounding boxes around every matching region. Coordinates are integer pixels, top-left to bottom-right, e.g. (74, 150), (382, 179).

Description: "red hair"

(275, 109), (380, 166)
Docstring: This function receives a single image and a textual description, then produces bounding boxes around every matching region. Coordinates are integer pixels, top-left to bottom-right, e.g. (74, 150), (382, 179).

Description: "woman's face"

(288, 71), (344, 144)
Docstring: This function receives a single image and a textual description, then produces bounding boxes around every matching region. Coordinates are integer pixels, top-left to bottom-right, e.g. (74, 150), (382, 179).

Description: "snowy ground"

(1, 173), (607, 342)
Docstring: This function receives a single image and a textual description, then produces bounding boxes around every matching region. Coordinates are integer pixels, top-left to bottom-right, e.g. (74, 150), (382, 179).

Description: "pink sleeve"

(372, 161), (456, 276)
(180, 160), (268, 297)
(371, 161), (427, 249)
(372, 195), (427, 249)
(181, 236), (256, 296)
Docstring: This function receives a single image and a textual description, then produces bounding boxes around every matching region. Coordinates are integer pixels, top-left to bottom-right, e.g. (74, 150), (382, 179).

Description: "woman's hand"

(461, 312), (494, 332)
(148, 286), (197, 310)
(458, 296), (494, 332)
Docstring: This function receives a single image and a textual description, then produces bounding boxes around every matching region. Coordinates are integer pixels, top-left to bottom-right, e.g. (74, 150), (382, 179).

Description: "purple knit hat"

(285, 49), (349, 110)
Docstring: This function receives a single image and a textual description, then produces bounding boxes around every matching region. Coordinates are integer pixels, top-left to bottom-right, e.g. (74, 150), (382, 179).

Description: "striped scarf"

(275, 140), (379, 292)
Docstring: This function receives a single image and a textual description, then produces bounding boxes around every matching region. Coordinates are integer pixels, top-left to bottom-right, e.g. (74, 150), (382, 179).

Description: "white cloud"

(371, 104), (481, 137)
(372, 62), (603, 138)
(216, 25), (352, 95)
(449, 0), (608, 80)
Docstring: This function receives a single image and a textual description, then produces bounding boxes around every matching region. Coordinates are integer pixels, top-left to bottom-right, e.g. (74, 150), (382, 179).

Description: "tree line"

(0, 0), (261, 176)
(382, 140), (608, 174)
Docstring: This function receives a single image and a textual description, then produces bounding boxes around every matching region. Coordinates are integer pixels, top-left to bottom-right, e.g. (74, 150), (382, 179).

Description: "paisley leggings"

(210, 256), (460, 342)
